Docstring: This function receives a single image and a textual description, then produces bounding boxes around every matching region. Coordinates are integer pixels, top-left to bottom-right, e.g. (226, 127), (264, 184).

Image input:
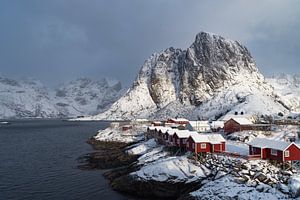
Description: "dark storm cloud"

(0, 0), (299, 86)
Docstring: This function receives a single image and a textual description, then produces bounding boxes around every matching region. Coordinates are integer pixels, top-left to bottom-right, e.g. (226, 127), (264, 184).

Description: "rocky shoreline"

(78, 127), (300, 200)
(80, 137), (201, 199)
(77, 138), (139, 170)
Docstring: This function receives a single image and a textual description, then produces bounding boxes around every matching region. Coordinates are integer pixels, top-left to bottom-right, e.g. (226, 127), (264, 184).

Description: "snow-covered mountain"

(267, 74), (300, 112)
(52, 78), (123, 117)
(0, 76), (123, 119)
(91, 31), (289, 120)
(0, 77), (58, 118)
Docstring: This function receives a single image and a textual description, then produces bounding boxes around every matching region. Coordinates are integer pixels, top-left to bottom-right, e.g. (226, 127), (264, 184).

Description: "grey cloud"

(0, 0), (299, 87)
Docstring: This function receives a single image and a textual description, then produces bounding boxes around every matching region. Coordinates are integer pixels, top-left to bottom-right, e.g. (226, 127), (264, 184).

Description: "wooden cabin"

(152, 121), (164, 126)
(173, 130), (198, 148)
(188, 121), (211, 133)
(122, 125), (133, 131)
(210, 121), (224, 132)
(167, 118), (189, 125)
(224, 118), (253, 133)
(146, 126), (156, 139)
(186, 134), (226, 153)
(248, 138), (300, 162)
(165, 129), (177, 146)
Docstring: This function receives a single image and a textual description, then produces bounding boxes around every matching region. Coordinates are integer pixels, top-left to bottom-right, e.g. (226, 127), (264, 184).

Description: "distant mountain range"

(88, 32), (299, 120)
(0, 77), (123, 119)
(1, 32), (299, 120)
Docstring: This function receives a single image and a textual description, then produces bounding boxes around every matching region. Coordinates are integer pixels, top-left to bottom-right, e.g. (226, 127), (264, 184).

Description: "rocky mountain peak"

(92, 31), (288, 120)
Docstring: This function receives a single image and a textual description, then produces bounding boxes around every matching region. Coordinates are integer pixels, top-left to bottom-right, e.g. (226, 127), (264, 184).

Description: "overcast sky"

(0, 0), (299, 87)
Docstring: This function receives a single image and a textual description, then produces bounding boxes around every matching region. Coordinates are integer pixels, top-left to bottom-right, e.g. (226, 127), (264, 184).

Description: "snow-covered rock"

(126, 138), (158, 155)
(92, 31), (288, 120)
(131, 156), (210, 183)
(190, 175), (290, 200)
(289, 175), (300, 197)
(94, 126), (145, 143)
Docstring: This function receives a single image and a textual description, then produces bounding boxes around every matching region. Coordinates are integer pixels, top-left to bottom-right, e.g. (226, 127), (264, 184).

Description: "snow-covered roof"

(148, 126), (156, 130)
(166, 129), (178, 136)
(169, 118), (189, 122)
(248, 138), (298, 151)
(155, 126), (171, 133)
(174, 130), (198, 138)
(230, 117), (253, 125)
(190, 134), (226, 144)
(208, 134), (226, 144)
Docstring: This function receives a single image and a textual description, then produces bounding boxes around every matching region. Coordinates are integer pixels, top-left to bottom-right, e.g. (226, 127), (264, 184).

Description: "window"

(187, 142), (189, 148)
(183, 139), (187, 144)
(201, 143), (206, 149)
(285, 150), (290, 157)
(192, 143), (195, 149)
(271, 149), (277, 156)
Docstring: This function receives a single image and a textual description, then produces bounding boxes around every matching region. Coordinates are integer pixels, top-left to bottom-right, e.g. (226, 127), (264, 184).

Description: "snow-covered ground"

(267, 74), (300, 112)
(126, 139), (158, 155)
(190, 175), (291, 200)
(131, 156), (210, 183)
(94, 126), (145, 143)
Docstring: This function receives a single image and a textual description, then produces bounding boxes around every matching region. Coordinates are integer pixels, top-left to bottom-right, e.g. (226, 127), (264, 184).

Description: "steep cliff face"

(92, 32), (288, 120)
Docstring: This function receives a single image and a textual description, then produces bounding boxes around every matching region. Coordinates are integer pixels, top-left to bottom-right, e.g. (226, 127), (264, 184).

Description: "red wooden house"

(248, 138), (300, 162)
(165, 129), (177, 146)
(167, 118), (189, 125)
(122, 125), (133, 131)
(224, 118), (253, 133)
(186, 134), (226, 153)
(173, 130), (198, 148)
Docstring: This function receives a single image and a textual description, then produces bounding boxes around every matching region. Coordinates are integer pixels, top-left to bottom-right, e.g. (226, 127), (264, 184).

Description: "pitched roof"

(169, 118), (189, 122)
(174, 130), (198, 138)
(166, 129), (178, 136)
(248, 138), (297, 151)
(230, 118), (253, 125)
(155, 126), (172, 134)
(148, 126), (156, 130)
(190, 134), (226, 144)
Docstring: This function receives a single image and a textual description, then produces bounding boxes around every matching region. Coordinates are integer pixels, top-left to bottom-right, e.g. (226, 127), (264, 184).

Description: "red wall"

(224, 119), (241, 133)
(196, 143), (211, 153)
(167, 119), (189, 124)
(265, 148), (283, 161)
(179, 138), (187, 148)
(186, 137), (195, 152)
(249, 146), (262, 155)
(224, 119), (253, 133)
(284, 144), (300, 161)
(213, 142), (226, 152)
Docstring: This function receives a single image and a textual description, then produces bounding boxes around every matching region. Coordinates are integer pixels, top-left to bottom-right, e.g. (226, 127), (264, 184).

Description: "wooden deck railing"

(214, 151), (261, 160)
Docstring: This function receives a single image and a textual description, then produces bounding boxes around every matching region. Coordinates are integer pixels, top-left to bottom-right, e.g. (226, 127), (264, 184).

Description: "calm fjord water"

(0, 120), (126, 200)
